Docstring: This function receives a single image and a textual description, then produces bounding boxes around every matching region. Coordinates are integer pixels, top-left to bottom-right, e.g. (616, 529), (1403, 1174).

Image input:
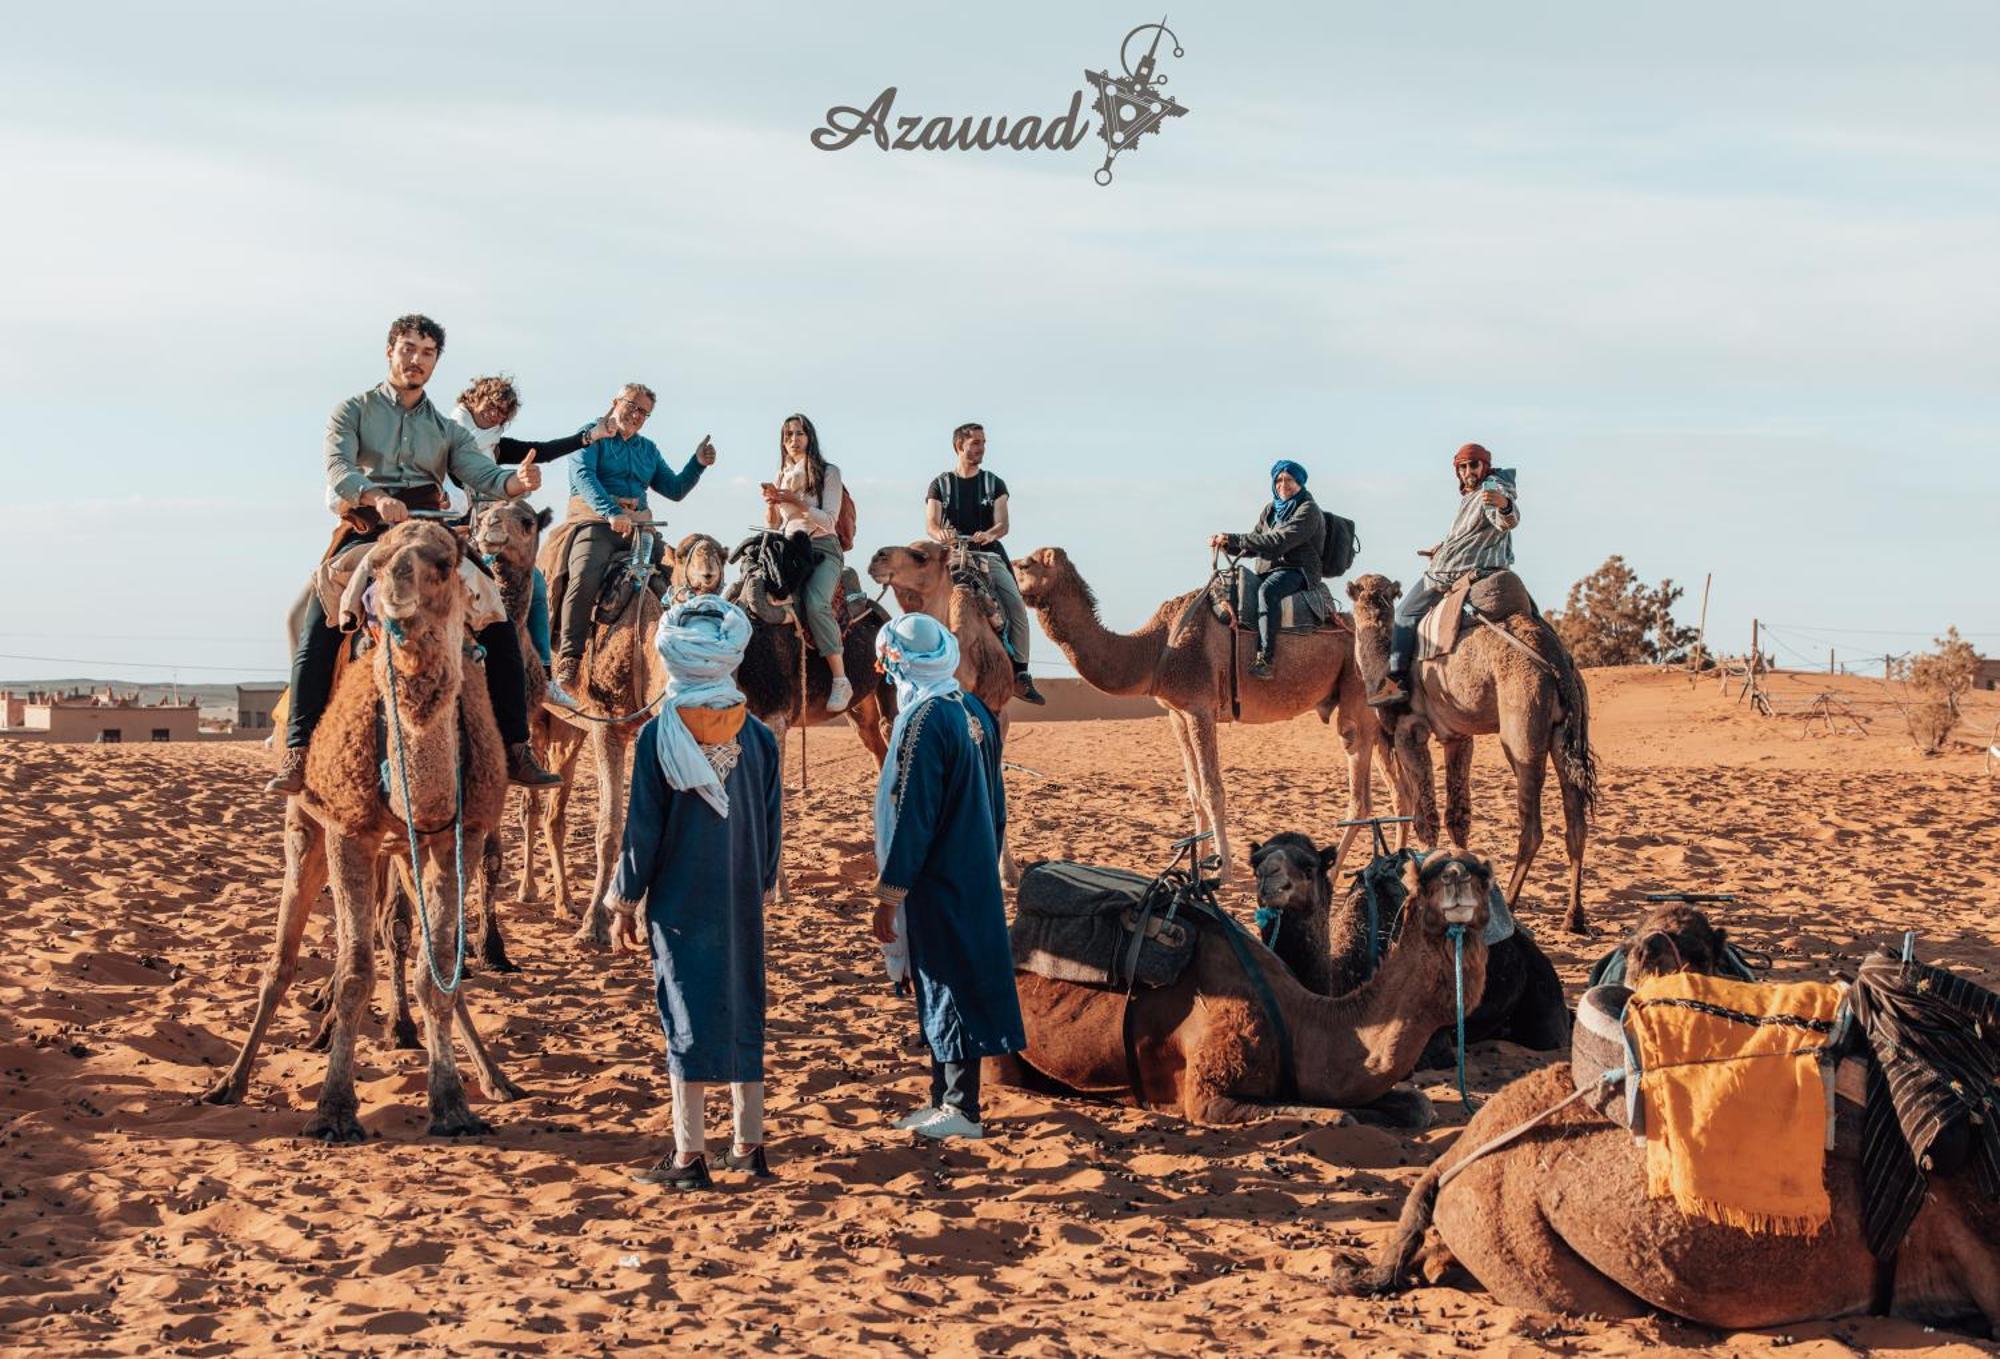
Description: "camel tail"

(1542, 619), (1598, 822)
(1335, 1160), (1444, 1296)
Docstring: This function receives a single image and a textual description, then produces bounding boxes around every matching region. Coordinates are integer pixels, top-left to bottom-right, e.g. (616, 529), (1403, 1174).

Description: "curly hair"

(458, 374), (520, 424)
(952, 421), (984, 448)
(386, 313), (446, 354)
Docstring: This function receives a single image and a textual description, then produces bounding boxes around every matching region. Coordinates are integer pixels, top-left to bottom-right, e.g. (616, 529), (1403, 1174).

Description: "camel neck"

(1034, 568), (1162, 697)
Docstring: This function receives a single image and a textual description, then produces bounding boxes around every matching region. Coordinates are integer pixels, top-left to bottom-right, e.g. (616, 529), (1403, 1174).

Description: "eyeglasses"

(615, 400), (655, 417)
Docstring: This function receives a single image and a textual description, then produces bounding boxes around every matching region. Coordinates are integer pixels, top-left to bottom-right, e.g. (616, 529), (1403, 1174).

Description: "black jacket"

(1227, 490), (1326, 587)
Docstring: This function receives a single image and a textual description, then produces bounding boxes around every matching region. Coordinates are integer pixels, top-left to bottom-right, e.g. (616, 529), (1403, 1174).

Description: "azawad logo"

(811, 21), (1188, 185)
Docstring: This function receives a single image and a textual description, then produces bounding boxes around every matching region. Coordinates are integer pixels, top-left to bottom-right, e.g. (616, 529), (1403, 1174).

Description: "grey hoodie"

(1425, 467), (1519, 587)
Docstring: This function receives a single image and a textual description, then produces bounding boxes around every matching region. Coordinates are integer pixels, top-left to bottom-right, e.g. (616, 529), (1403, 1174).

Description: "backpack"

(835, 485), (858, 552)
(1320, 512), (1360, 578)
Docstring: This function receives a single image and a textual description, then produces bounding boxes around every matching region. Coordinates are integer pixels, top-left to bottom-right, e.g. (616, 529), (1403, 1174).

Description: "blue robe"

(612, 713), (782, 1082)
(879, 694), (1026, 1062)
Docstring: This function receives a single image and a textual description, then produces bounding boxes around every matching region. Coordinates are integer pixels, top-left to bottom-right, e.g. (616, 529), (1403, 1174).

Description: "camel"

(1252, 834), (1568, 1068)
(522, 520), (668, 948)
(724, 537), (895, 902)
(1346, 572), (1597, 933)
(1356, 1058), (2000, 1333)
(1011, 547), (1397, 887)
(992, 850), (1496, 1126)
(203, 521), (524, 1138)
(668, 531), (728, 603)
(867, 540), (1020, 884)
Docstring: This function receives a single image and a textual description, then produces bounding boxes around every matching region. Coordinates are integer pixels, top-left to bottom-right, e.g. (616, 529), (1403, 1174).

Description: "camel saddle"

(728, 563), (882, 636)
(1204, 567), (1346, 636)
(538, 496), (667, 630)
(1010, 861), (1196, 990)
(1417, 568), (1536, 661)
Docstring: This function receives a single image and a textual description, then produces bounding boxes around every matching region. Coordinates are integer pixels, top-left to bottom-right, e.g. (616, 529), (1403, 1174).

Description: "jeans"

(528, 568), (551, 668)
(979, 551), (1030, 669)
(285, 593), (533, 747)
(929, 1055), (984, 1123)
(1389, 576), (1447, 676)
(1245, 567), (1310, 656)
(795, 534), (845, 657)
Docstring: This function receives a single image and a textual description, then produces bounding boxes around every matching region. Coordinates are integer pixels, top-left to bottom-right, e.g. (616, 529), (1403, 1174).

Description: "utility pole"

(1692, 572), (1712, 672)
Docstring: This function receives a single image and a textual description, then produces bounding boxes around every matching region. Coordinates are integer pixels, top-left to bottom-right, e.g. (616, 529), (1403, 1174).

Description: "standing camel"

(1346, 572), (1597, 933)
(525, 521), (667, 948)
(867, 540), (1019, 883)
(204, 522), (523, 1138)
(1010, 547), (1396, 885)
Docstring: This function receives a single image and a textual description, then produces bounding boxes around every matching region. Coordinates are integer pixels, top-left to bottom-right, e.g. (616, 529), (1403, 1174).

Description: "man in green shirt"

(269, 313), (560, 794)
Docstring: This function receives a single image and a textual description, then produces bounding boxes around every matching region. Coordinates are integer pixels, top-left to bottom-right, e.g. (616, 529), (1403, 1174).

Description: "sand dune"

(2, 668), (1996, 1356)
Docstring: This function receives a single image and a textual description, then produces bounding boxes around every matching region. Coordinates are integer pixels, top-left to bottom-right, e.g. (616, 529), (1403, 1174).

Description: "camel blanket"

(1417, 569), (1535, 661)
(1010, 861), (1196, 990)
(1626, 972), (1846, 1236)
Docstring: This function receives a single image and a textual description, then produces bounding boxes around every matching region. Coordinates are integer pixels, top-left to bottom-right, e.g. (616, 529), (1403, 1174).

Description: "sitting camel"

(1360, 1061), (2000, 1331)
(868, 540), (1020, 883)
(993, 850), (1496, 1126)
(204, 521), (523, 1139)
(1251, 834), (1569, 1068)
(523, 518), (667, 947)
(1347, 572), (1597, 933)
(1012, 547), (1397, 887)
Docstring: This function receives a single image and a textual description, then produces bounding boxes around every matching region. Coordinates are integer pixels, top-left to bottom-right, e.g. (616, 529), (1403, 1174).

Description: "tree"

(1895, 626), (1980, 754)
(1547, 555), (1700, 667)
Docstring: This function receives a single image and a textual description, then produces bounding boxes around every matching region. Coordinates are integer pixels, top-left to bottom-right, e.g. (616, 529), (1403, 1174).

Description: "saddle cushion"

(1206, 572), (1346, 635)
(1626, 972), (1846, 1235)
(1417, 569), (1537, 661)
(1011, 861), (1196, 990)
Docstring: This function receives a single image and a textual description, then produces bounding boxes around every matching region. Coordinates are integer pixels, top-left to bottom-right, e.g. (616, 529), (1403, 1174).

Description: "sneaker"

(265, 747), (307, 796)
(1248, 652), (1274, 680)
(632, 1154), (712, 1191)
(826, 676), (853, 714)
(545, 676), (579, 710)
(506, 742), (564, 789)
(1366, 676), (1412, 711)
(721, 1144), (776, 1179)
(894, 1106), (943, 1131)
(1013, 671), (1046, 706)
(913, 1108), (985, 1141)
(553, 655), (583, 692)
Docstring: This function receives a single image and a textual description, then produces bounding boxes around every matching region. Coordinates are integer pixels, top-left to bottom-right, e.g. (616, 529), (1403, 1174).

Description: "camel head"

(1250, 832), (1336, 921)
(1402, 849), (1494, 939)
(1012, 546), (1085, 609)
(867, 541), (948, 612)
(672, 532), (727, 596)
(471, 500), (551, 572)
(1621, 903), (1732, 986)
(370, 521), (464, 632)
(1345, 572), (1401, 630)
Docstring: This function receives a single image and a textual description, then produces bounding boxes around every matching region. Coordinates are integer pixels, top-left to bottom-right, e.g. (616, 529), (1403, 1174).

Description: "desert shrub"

(1896, 627), (1980, 753)
(1548, 555), (1700, 666)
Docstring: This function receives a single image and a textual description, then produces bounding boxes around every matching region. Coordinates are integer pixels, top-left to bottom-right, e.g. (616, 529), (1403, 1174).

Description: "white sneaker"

(546, 677), (579, 710)
(893, 1106), (942, 1131)
(913, 1108), (984, 1141)
(826, 677), (853, 713)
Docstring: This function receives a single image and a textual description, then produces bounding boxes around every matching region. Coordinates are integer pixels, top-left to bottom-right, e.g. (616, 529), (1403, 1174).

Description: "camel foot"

(305, 1017), (334, 1054)
(1564, 906), (1589, 936)
(391, 1018), (424, 1051)
(480, 940), (521, 974)
(302, 1106), (367, 1144)
(570, 920), (612, 950)
(483, 1071), (528, 1103)
(427, 1104), (494, 1138)
(198, 1075), (245, 1107)
(1351, 1088), (1436, 1131)
(301, 980), (331, 1014)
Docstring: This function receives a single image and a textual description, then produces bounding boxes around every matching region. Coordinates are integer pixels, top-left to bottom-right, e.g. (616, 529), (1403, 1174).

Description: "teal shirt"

(569, 429), (706, 517)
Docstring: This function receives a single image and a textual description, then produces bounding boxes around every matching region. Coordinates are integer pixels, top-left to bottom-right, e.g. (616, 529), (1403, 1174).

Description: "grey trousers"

(979, 551), (1030, 667)
(796, 533), (845, 657)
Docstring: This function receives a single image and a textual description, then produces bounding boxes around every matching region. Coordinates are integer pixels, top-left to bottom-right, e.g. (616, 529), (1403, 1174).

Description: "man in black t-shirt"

(923, 422), (1044, 705)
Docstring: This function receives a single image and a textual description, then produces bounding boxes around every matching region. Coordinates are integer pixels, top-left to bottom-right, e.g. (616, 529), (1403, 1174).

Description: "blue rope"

(382, 628), (467, 997)
(1447, 923), (1476, 1111)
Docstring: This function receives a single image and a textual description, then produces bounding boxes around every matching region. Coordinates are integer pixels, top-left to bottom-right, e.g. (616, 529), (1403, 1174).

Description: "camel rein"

(381, 625), (469, 998)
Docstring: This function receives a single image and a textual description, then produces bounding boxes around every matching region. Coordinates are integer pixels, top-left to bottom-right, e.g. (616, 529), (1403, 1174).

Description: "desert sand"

(2, 667), (1996, 1357)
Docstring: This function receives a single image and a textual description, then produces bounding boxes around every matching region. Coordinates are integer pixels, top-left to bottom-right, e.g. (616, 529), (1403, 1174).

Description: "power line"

(1760, 622), (2000, 639)
(0, 631), (275, 645)
(0, 652), (287, 675)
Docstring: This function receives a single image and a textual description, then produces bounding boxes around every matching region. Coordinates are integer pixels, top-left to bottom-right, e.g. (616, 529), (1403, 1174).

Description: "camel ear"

(1248, 840), (1264, 864)
(536, 507), (553, 531)
(661, 542), (681, 571)
(1345, 578), (1363, 601)
(1400, 854), (1425, 902)
(1317, 846), (1340, 875)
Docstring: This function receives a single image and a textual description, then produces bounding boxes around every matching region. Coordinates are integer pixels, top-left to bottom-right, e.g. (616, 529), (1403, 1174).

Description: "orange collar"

(677, 705), (746, 746)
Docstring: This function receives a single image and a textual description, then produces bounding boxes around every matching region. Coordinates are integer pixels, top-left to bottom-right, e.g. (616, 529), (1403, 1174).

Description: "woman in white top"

(760, 413), (852, 712)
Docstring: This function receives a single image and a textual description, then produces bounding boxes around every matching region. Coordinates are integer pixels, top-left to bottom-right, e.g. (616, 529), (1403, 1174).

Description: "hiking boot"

(507, 742), (563, 789)
(1367, 674), (1412, 711)
(1013, 670), (1046, 706)
(825, 676), (853, 714)
(1248, 652), (1275, 680)
(266, 747), (307, 796)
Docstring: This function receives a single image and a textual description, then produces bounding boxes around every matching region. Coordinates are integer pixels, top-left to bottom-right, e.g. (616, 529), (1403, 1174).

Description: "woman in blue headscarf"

(607, 597), (783, 1191)
(1208, 459), (1328, 678)
(870, 612), (1026, 1142)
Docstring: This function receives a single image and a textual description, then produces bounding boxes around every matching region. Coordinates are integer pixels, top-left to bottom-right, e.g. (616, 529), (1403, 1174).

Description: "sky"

(1, 1), (1995, 686)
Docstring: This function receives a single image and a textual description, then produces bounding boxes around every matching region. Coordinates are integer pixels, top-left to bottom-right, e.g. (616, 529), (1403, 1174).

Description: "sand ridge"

(2, 668), (1997, 1355)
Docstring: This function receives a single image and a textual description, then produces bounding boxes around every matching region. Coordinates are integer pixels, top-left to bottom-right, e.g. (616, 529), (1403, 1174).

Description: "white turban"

(652, 598), (752, 818)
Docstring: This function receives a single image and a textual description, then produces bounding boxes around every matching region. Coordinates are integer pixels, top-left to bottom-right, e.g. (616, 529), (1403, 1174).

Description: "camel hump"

(1466, 569), (1534, 620)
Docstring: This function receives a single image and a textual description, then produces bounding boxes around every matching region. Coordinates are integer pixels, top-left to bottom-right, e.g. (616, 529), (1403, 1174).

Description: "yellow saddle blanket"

(1626, 972), (1846, 1236)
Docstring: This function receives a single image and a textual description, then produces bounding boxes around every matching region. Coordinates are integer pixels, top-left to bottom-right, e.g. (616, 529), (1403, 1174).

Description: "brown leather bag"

(835, 486), (858, 552)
